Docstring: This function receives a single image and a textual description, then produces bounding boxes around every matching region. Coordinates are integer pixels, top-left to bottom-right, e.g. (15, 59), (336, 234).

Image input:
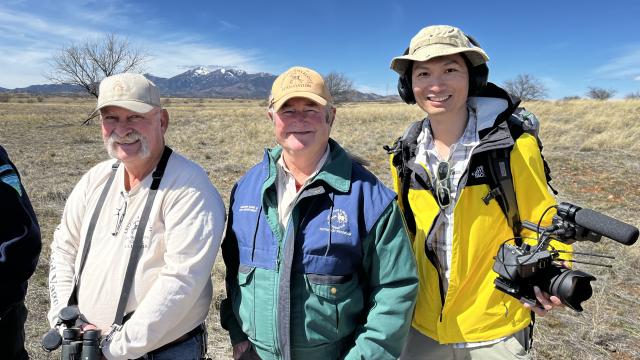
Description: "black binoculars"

(42, 306), (102, 360)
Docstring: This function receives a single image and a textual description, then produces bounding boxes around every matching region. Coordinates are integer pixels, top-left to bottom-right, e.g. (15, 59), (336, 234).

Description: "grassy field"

(0, 96), (638, 359)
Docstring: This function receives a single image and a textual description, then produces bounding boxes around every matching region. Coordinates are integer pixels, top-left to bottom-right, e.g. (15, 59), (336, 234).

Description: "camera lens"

(539, 266), (596, 312)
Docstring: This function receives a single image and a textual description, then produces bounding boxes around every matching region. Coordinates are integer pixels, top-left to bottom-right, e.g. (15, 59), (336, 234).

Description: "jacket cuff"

(220, 298), (248, 345)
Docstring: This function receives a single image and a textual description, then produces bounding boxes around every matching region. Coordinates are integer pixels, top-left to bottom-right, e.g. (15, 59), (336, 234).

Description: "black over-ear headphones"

(397, 35), (489, 104)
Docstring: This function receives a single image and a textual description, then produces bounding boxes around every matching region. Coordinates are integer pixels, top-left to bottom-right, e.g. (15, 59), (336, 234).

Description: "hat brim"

(271, 92), (328, 112)
(390, 45), (489, 75)
(90, 100), (156, 118)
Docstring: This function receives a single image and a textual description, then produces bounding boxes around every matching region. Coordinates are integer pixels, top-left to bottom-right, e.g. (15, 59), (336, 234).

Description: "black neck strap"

(113, 145), (172, 325)
(68, 161), (120, 306)
(67, 146), (173, 328)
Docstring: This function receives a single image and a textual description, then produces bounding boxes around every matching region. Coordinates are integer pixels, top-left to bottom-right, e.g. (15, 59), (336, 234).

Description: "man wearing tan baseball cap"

(220, 66), (418, 360)
(90, 73), (162, 118)
(386, 25), (570, 359)
(47, 72), (226, 359)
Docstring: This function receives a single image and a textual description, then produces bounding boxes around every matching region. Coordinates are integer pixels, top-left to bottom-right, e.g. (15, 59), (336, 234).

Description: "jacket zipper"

(274, 185), (324, 359)
(423, 212), (447, 322)
(416, 164), (448, 322)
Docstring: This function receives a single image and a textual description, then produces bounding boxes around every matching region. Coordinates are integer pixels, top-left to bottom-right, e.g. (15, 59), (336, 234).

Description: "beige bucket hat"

(269, 66), (333, 111)
(390, 25), (489, 75)
(91, 73), (161, 117)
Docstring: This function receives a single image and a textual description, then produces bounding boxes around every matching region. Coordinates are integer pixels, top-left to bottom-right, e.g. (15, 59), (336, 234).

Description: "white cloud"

(635, 75), (640, 81)
(0, 3), (109, 87)
(0, 5), (102, 42)
(594, 47), (640, 80)
(145, 40), (267, 78)
(0, 2), (267, 87)
(219, 20), (239, 31)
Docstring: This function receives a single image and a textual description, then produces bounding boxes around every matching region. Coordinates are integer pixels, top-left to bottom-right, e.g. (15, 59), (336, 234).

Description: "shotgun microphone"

(572, 207), (638, 246)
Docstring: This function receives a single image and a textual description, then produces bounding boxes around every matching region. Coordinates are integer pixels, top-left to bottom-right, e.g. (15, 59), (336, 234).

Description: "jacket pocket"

(294, 273), (363, 345)
(236, 265), (256, 340)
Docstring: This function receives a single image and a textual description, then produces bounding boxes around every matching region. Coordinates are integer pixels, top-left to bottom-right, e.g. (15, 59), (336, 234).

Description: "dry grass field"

(0, 95), (638, 359)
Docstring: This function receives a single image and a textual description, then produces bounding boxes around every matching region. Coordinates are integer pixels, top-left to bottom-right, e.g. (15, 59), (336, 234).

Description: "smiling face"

(100, 106), (167, 166)
(269, 97), (334, 159)
(411, 53), (470, 121)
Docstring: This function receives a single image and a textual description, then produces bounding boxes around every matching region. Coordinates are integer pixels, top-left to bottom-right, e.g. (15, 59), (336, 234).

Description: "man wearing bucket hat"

(47, 73), (226, 359)
(386, 25), (571, 359)
(220, 66), (418, 360)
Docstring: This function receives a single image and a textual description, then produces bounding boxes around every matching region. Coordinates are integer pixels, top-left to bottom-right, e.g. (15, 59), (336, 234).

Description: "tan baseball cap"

(269, 66), (332, 111)
(390, 25), (490, 75)
(91, 73), (161, 117)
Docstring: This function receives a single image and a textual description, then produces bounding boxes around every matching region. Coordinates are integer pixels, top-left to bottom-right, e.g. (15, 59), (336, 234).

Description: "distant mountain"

(3, 83), (85, 94)
(1, 67), (392, 101)
(155, 66), (277, 98)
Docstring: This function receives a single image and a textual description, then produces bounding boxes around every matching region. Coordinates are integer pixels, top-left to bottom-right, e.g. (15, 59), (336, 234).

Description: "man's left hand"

(522, 286), (564, 316)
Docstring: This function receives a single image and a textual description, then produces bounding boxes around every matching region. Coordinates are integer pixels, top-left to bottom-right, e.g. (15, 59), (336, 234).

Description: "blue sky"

(2, 0), (639, 99)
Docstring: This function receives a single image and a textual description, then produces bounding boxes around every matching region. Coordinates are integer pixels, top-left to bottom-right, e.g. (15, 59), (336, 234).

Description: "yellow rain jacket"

(389, 85), (572, 344)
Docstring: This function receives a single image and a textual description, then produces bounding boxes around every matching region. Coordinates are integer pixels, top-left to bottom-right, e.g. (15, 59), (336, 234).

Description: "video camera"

(42, 305), (102, 360)
(493, 202), (639, 312)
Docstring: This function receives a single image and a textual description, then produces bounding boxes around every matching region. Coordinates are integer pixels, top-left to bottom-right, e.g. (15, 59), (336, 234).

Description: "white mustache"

(105, 131), (150, 159)
(108, 131), (143, 145)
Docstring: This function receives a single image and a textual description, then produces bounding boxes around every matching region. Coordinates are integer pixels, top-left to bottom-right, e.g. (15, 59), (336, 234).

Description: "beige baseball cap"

(91, 73), (161, 117)
(390, 25), (490, 75)
(269, 66), (332, 111)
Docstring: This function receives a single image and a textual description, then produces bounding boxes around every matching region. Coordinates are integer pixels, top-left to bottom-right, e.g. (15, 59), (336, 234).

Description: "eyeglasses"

(434, 161), (452, 209)
(112, 191), (128, 236)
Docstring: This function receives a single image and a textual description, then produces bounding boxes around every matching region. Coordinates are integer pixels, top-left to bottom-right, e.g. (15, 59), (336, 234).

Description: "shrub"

(586, 87), (616, 100)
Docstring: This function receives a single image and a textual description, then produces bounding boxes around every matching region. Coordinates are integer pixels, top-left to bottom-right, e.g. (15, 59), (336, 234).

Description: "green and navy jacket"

(221, 139), (418, 360)
(0, 145), (41, 315)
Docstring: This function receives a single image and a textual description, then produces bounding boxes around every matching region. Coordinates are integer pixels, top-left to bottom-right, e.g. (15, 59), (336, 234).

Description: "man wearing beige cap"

(387, 25), (573, 359)
(47, 73), (226, 359)
(220, 66), (418, 360)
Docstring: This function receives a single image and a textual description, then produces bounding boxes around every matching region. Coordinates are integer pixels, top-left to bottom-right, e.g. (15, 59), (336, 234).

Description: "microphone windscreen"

(574, 208), (638, 246)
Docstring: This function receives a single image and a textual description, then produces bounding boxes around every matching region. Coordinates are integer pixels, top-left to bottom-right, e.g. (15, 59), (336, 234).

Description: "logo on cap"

(111, 80), (129, 99)
(282, 69), (313, 91)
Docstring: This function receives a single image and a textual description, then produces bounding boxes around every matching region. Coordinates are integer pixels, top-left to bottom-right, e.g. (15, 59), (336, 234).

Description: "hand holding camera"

(493, 202), (639, 312)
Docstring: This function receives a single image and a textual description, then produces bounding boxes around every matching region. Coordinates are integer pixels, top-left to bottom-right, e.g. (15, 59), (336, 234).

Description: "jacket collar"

(470, 83), (522, 152)
(262, 138), (352, 195)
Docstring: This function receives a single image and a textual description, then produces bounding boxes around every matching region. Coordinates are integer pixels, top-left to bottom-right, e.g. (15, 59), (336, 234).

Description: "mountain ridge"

(0, 67), (398, 101)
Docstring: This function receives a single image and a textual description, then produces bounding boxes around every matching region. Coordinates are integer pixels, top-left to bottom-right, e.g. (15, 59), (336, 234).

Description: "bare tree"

(624, 91), (640, 99)
(503, 74), (548, 101)
(324, 72), (355, 104)
(586, 87), (616, 100)
(48, 34), (149, 98)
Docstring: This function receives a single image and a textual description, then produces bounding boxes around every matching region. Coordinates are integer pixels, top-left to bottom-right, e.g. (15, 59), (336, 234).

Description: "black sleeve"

(219, 184), (248, 344)
(0, 146), (42, 311)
